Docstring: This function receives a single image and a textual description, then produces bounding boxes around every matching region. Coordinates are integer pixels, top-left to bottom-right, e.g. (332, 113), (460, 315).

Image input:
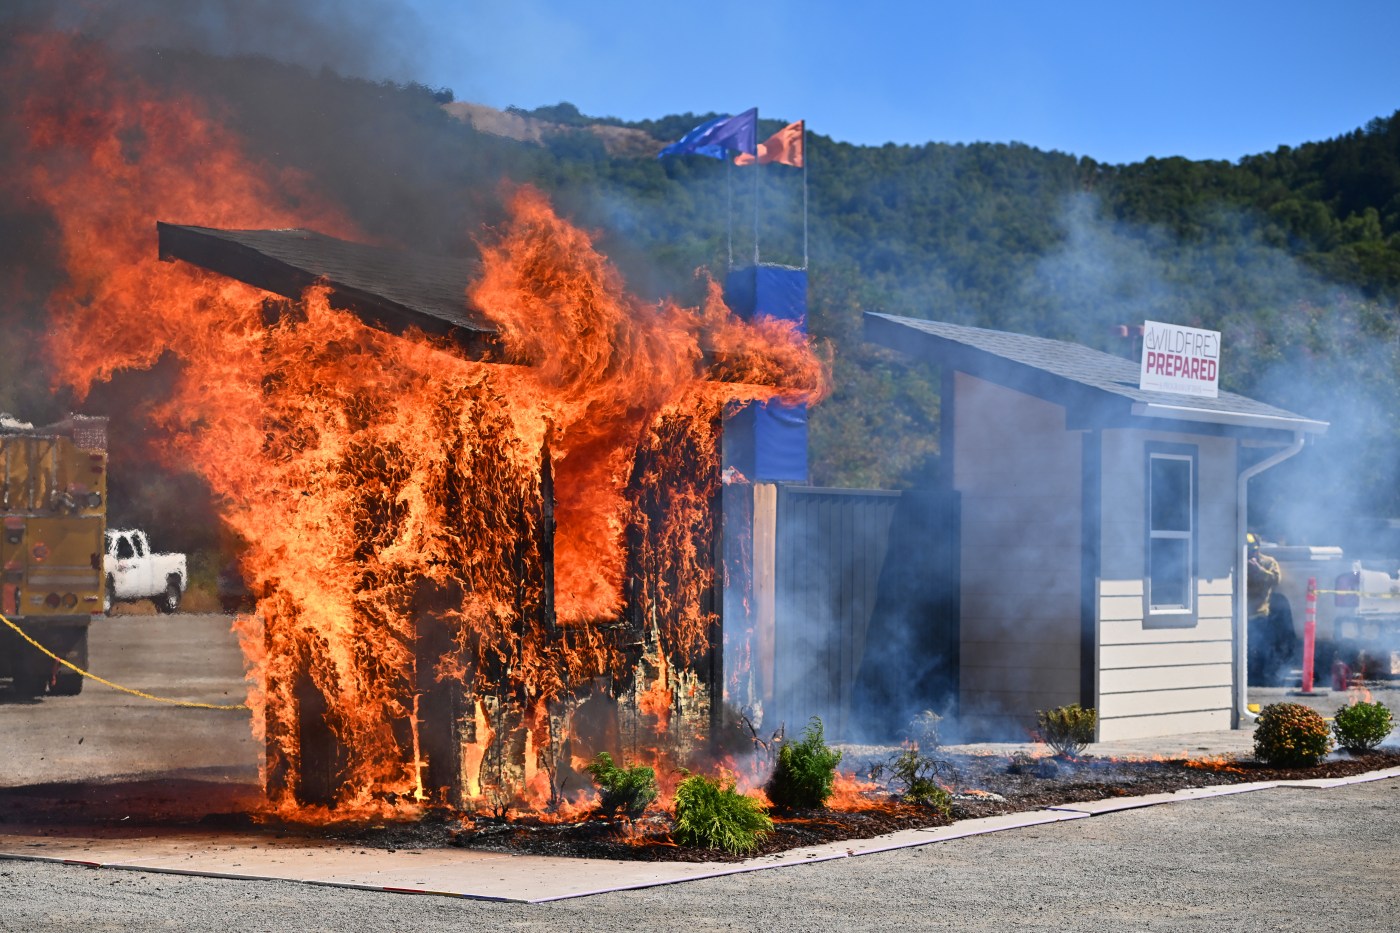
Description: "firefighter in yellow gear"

(1246, 533), (1293, 686)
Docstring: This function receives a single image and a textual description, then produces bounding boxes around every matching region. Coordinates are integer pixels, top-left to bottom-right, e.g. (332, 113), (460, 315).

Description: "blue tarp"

(722, 265), (809, 483)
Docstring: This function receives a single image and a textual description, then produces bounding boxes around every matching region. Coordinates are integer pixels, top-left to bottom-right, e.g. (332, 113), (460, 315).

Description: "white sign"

(1139, 320), (1220, 398)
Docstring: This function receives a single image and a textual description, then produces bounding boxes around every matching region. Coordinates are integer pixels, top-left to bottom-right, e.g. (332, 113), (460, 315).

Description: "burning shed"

(144, 196), (825, 818)
(864, 313), (1328, 742)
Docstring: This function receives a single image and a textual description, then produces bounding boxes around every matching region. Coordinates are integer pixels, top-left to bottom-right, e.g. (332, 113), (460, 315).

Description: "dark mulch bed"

(5, 751), (1396, 863)
(319, 748), (1400, 863)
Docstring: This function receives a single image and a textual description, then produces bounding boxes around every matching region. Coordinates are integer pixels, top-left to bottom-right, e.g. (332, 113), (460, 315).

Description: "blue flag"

(658, 108), (758, 159)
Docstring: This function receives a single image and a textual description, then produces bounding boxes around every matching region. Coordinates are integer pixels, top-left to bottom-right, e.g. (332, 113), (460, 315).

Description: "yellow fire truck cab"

(0, 414), (107, 697)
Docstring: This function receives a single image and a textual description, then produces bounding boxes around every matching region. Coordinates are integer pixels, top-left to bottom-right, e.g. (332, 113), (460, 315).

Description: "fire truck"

(1262, 543), (1400, 681)
(0, 414), (107, 697)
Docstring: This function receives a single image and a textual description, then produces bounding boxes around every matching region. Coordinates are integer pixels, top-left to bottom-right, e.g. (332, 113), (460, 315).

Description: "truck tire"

(10, 650), (51, 699)
(50, 630), (87, 696)
(156, 578), (182, 614)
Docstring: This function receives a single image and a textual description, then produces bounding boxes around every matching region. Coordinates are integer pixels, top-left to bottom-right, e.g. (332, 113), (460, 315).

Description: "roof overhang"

(865, 311), (1328, 441)
(158, 222), (506, 362)
(1129, 401), (1328, 435)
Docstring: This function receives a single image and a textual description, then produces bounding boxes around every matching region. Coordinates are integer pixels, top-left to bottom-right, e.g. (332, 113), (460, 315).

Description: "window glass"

(116, 536), (134, 559)
(1149, 538), (1190, 608)
(1150, 458), (1191, 532)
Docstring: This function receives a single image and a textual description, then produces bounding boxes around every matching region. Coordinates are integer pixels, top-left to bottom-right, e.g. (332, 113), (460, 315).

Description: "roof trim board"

(864, 311), (1327, 438)
(157, 223), (506, 362)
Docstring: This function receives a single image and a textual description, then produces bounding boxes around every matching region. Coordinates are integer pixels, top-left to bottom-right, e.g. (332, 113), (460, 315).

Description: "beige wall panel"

(1099, 662), (1233, 694)
(960, 639), (1079, 670)
(960, 663), (1080, 695)
(1100, 615), (1233, 645)
(1097, 708), (1232, 742)
(961, 517), (1081, 549)
(1099, 578), (1145, 598)
(1097, 685), (1232, 718)
(1101, 640), (1233, 669)
(961, 560), (1080, 597)
(1099, 594), (1144, 622)
(1198, 576), (1234, 597)
(961, 609), (1080, 636)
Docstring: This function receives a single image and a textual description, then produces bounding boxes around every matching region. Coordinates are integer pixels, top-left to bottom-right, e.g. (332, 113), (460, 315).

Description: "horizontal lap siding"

(1098, 575), (1235, 728)
(1096, 429), (1238, 739)
(955, 375), (1081, 739)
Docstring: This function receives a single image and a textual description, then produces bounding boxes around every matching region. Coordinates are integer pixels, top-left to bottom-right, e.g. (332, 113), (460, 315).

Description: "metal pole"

(726, 158), (734, 270)
(1302, 577), (1317, 692)
(753, 140), (760, 266)
(802, 124), (809, 270)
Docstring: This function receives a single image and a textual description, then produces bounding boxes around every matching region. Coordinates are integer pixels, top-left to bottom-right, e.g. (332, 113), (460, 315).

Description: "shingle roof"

(157, 223), (502, 360)
(864, 312), (1327, 435)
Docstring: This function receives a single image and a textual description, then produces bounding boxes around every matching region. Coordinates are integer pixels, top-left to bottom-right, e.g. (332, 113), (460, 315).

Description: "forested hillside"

(3, 44), (1399, 545)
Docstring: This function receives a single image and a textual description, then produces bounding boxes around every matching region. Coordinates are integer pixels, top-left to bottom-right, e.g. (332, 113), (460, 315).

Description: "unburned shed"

(864, 313), (1327, 742)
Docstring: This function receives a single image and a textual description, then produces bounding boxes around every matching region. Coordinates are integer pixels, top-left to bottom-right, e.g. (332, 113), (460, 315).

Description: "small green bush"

(906, 709), (943, 752)
(671, 773), (773, 854)
(583, 752), (658, 819)
(765, 717), (843, 810)
(1332, 701), (1394, 753)
(1253, 702), (1334, 766)
(871, 746), (952, 815)
(1036, 704), (1097, 759)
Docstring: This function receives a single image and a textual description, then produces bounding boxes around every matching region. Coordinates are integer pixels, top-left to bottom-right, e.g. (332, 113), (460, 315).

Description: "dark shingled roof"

(157, 223), (503, 360)
(864, 312), (1327, 436)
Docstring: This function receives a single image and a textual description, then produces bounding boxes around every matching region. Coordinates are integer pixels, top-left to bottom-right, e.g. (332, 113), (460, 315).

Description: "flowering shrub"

(1332, 701), (1394, 753)
(1253, 702), (1333, 766)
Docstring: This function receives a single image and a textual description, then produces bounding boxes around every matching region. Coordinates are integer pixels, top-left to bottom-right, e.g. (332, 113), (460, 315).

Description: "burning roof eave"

(157, 222), (507, 362)
(156, 223), (797, 388)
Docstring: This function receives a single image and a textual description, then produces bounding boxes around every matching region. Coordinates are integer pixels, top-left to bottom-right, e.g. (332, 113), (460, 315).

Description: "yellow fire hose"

(1311, 589), (1400, 598)
(0, 610), (248, 711)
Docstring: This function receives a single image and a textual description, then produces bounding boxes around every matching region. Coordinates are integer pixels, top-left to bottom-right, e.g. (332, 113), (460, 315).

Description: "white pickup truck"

(104, 529), (188, 614)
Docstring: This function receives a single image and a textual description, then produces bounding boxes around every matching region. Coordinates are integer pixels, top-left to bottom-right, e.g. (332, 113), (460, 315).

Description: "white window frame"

(1146, 449), (1196, 618)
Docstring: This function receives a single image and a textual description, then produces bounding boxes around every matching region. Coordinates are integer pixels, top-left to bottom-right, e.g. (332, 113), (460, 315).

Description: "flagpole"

(802, 124), (809, 270)
(753, 137), (760, 266)
(729, 160), (736, 270)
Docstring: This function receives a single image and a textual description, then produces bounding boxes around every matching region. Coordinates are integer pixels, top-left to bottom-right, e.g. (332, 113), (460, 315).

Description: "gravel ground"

(3, 778), (1398, 932)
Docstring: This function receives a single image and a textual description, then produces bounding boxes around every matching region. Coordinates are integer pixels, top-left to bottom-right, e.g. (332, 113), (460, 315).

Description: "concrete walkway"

(4, 725), (1395, 903)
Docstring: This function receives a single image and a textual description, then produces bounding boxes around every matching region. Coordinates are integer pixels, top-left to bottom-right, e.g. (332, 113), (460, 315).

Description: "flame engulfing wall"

(12, 33), (826, 818)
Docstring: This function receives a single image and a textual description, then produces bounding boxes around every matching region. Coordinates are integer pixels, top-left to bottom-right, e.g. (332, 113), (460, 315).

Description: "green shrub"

(1253, 702), (1334, 766)
(906, 709), (943, 752)
(765, 717), (843, 810)
(671, 773), (773, 855)
(870, 746), (952, 815)
(1332, 701), (1394, 753)
(583, 752), (658, 819)
(1036, 704), (1097, 759)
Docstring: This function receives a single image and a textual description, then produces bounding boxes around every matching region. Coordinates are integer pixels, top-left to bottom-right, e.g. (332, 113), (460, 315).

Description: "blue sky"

(400, 0), (1400, 165)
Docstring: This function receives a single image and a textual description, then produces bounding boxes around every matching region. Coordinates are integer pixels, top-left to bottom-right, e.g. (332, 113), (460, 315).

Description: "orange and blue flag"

(735, 120), (804, 167)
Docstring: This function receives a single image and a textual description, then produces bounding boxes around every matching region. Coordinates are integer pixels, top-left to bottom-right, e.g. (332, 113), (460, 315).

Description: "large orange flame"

(15, 32), (827, 819)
